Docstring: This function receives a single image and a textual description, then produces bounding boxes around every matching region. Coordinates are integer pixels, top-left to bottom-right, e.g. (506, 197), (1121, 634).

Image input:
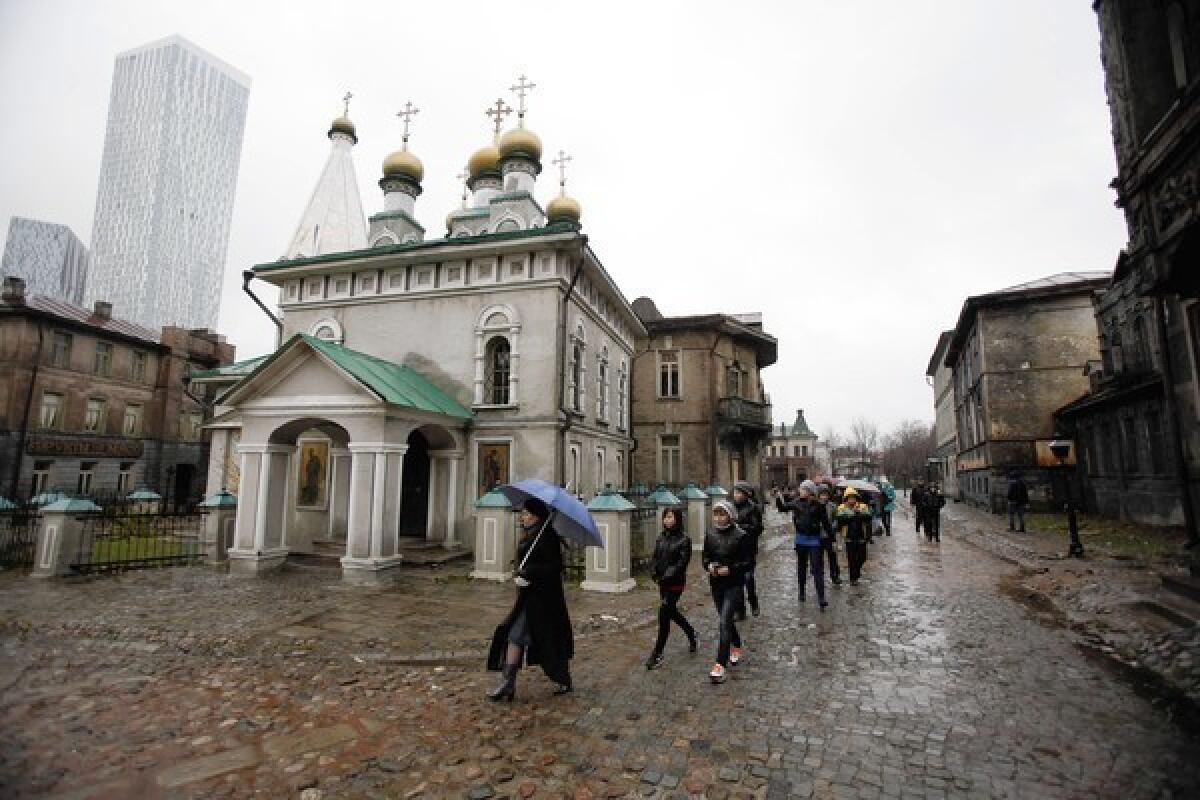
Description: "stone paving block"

(155, 745), (260, 787)
(262, 722), (358, 758)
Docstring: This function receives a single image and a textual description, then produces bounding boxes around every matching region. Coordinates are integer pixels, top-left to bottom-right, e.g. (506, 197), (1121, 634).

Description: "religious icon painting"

(296, 440), (330, 510)
(477, 442), (511, 497)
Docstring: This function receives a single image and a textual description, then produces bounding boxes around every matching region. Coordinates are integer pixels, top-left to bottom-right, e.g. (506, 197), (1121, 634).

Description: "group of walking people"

(486, 476), (908, 699)
(910, 480), (947, 542)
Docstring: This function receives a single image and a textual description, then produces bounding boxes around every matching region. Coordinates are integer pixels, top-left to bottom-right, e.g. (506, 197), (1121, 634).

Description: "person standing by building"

(645, 507), (697, 670)
(880, 481), (896, 535)
(487, 498), (574, 701)
(921, 484), (946, 543)
(836, 488), (873, 585)
(731, 481), (763, 619)
(777, 480), (833, 608)
(817, 484), (842, 587)
(910, 480), (927, 534)
(1006, 472), (1029, 533)
(702, 500), (752, 684)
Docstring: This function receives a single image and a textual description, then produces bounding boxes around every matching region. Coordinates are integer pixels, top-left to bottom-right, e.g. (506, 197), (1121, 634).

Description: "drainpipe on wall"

(242, 269), (283, 349)
(1155, 295), (1198, 545)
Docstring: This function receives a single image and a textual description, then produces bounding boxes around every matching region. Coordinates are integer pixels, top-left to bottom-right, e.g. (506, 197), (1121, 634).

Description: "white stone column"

(445, 453), (462, 549)
(341, 443), (407, 585)
(229, 444), (291, 576)
(425, 455), (439, 542)
(328, 448), (350, 541)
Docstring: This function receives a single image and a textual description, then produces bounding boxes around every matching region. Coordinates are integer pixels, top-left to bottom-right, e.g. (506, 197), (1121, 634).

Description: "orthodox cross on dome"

(509, 74), (536, 124)
(486, 97), (513, 136)
(552, 149), (573, 193)
(396, 101), (420, 148)
(342, 91), (353, 116)
(456, 166), (469, 207)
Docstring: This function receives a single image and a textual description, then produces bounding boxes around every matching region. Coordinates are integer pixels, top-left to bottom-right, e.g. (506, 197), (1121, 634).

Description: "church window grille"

(50, 332), (72, 368)
(84, 399), (106, 434)
(447, 267), (462, 282)
(94, 342), (113, 376)
(314, 325), (336, 341)
(659, 435), (681, 486)
(1146, 410), (1165, 473)
(571, 343), (584, 412)
(287, 282), (299, 299)
(389, 272), (404, 289)
(39, 392), (64, 430)
(510, 261), (523, 276)
(478, 262), (492, 279)
(659, 351), (680, 398)
(485, 337), (512, 405)
(1123, 417), (1140, 472)
(360, 275), (375, 292)
(307, 278), (322, 297)
(334, 277), (349, 294)
(417, 269), (432, 286)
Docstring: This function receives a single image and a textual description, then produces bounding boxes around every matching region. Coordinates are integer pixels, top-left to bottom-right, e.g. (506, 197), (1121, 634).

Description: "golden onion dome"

(329, 115), (357, 142)
(546, 193), (582, 224)
(497, 126), (543, 161)
(382, 149), (424, 183)
(468, 144), (501, 177)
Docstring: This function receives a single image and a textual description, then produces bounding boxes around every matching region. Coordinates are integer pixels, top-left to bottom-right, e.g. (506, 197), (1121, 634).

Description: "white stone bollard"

(471, 488), (514, 582)
(30, 497), (102, 578)
(582, 490), (636, 593)
(680, 483), (710, 551)
(199, 490), (238, 563)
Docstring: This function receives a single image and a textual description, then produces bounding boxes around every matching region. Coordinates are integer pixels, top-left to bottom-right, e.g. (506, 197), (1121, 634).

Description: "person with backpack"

(645, 507), (697, 670)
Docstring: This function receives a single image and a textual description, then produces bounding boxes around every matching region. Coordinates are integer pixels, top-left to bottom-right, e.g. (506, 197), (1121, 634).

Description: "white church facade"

(202, 84), (645, 583)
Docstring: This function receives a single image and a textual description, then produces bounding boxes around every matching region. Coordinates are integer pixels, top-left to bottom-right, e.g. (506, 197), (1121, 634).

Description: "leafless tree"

(848, 417), (880, 455)
(879, 419), (935, 485)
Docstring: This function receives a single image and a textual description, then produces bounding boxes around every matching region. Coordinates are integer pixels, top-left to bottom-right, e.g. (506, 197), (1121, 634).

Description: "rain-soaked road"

(2, 505), (1198, 799)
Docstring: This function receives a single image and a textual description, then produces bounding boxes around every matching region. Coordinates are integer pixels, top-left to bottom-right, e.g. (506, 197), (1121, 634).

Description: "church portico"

(217, 334), (473, 582)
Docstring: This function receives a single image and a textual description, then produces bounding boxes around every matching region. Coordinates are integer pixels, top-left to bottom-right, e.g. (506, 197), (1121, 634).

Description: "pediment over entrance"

(244, 350), (376, 408)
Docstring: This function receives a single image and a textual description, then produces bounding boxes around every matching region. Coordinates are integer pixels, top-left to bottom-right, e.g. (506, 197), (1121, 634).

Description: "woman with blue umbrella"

(487, 479), (601, 702)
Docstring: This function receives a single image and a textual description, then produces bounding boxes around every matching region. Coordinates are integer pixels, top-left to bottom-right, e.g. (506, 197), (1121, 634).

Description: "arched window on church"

(617, 360), (628, 430)
(485, 337), (511, 405)
(571, 343), (584, 412)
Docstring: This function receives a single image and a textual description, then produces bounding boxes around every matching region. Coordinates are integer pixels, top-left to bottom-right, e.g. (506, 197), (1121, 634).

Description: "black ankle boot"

(487, 665), (517, 702)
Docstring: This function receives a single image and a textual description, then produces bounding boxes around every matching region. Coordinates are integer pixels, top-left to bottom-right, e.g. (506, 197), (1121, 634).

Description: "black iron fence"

(70, 508), (207, 575)
(0, 506), (39, 569)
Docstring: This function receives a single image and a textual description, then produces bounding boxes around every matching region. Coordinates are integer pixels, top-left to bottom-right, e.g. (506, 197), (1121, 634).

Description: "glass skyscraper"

(1, 216), (90, 305)
(87, 35), (250, 331)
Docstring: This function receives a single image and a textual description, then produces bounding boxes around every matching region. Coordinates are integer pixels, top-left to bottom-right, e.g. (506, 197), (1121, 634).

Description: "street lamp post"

(1048, 436), (1084, 559)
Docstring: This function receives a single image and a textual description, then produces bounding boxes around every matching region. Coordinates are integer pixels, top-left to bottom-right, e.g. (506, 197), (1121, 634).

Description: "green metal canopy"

(225, 335), (472, 420)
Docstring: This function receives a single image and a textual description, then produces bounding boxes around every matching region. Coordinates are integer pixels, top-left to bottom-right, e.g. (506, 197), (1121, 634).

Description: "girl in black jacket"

(646, 508), (697, 670)
(702, 500), (753, 684)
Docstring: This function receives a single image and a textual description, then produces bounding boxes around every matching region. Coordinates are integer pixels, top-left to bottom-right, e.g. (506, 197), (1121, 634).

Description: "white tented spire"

(284, 112), (368, 259)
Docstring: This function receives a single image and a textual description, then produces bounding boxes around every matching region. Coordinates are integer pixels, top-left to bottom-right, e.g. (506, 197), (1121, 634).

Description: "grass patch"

(1023, 512), (1189, 565)
(89, 536), (193, 564)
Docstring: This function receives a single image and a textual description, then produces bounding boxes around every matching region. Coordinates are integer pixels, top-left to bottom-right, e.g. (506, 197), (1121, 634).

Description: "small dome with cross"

(498, 127), (542, 162)
(468, 144), (501, 178)
(383, 149), (423, 183)
(546, 194), (581, 224)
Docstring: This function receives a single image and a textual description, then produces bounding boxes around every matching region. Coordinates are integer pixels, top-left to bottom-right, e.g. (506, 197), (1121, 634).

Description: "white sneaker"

(729, 646), (744, 665)
(709, 663), (726, 683)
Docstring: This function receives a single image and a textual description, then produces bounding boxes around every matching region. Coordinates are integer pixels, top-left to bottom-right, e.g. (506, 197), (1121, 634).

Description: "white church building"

(201, 84), (645, 584)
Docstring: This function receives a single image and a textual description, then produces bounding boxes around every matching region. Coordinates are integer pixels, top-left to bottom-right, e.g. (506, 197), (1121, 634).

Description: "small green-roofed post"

(682, 482), (710, 551)
(583, 487), (635, 593)
(200, 489), (238, 562)
(472, 485), (514, 582)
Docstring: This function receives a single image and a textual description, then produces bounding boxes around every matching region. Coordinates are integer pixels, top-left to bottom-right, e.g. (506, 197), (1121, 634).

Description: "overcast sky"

(0, 0), (1127, 436)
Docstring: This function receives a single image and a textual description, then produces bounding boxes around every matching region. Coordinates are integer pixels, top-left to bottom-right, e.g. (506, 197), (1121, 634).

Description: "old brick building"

(1054, 2), (1200, 534)
(926, 330), (959, 499)
(630, 298), (776, 490)
(945, 273), (1108, 512)
(0, 276), (234, 502)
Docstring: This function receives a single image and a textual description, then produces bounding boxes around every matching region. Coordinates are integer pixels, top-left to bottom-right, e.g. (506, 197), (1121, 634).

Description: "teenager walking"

(836, 488), (873, 585)
(646, 508), (697, 669)
(731, 481), (763, 619)
(702, 500), (752, 684)
(777, 480), (834, 608)
(817, 484), (842, 587)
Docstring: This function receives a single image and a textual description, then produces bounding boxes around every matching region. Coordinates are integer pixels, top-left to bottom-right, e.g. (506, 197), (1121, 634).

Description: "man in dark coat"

(731, 481), (763, 618)
(487, 498), (574, 701)
(1007, 472), (1029, 533)
(911, 481), (927, 533)
(919, 485), (946, 543)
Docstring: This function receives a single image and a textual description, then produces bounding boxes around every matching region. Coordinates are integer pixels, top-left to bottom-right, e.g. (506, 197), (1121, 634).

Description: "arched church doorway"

(399, 429), (430, 536)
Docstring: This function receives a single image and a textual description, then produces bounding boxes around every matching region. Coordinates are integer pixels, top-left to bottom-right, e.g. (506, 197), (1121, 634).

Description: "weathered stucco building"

(926, 331), (959, 499)
(1054, 1), (1200, 535)
(0, 275), (234, 503)
(629, 299), (776, 491)
(762, 409), (817, 488)
(205, 93), (647, 583)
(945, 273), (1108, 512)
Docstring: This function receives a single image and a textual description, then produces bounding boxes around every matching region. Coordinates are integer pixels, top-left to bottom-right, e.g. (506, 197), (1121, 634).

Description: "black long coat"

(489, 525), (574, 684)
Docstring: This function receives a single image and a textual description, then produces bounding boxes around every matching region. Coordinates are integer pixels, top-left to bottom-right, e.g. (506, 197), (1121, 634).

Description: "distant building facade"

(630, 299), (776, 491)
(0, 276), (234, 502)
(87, 35), (250, 332)
(926, 330), (959, 499)
(1, 217), (89, 305)
(1055, 1), (1200, 533)
(762, 409), (817, 488)
(944, 273), (1108, 512)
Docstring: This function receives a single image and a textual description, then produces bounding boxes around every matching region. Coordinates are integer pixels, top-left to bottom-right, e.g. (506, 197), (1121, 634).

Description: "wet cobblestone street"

(1, 507), (1197, 799)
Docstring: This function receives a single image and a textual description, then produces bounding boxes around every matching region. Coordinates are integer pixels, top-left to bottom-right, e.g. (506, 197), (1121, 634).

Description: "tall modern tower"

(1, 216), (90, 305)
(88, 35), (250, 331)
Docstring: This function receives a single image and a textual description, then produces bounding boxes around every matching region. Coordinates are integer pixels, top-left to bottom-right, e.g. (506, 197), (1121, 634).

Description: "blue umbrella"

(498, 479), (604, 549)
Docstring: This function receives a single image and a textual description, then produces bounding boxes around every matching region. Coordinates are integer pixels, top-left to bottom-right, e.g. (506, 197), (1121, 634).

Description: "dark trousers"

(821, 537), (841, 583)
(915, 507), (923, 532)
(710, 582), (743, 667)
(846, 540), (868, 582)
(1007, 502), (1025, 532)
(881, 510), (892, 534)
(795, 545), (826, 602)
(924, 512), (941, 541)
(653, 588), (695, 655)
(744, 566), (759, 612)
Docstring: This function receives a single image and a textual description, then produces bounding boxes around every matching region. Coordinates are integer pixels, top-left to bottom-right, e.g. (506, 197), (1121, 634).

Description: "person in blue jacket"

(776, 479), (834, 609)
